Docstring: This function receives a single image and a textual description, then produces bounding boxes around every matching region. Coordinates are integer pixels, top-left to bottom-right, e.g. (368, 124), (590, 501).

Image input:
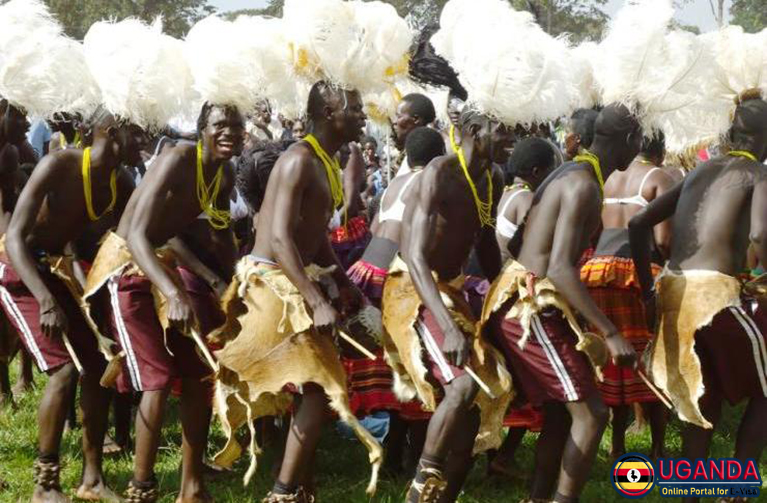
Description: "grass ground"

(0, 361), (764, 502)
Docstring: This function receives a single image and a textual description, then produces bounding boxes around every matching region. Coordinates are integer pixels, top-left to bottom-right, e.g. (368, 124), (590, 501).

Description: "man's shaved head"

(306, 80), (366, 143)
(307, 81), (348, 122)
(730, 94), (767, 161)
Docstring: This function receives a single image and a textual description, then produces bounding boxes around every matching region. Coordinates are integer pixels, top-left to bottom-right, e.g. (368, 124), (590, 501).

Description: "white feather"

(593, 0), (726, 150)
(186, 15), (286, 117)
(282, 0), (412, 95)
(431, 0), (574, 126)
(569, 42), (600, 110)
(0, 0), (98, 117)
(232, 14), (309, 120)
(84, 18), (191, 130)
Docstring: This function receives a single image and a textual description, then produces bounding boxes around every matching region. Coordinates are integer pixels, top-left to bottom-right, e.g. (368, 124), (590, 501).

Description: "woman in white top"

(580, 131), (675, 461)
(496, 137), (560, 263)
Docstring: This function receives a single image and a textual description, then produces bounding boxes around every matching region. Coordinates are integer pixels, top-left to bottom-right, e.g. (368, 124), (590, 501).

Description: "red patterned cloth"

(503, 404), (544, 431)
(347, 259), (387, 308)
(581, 256), (661, 406)
(343, 258), (431, 420)
(330, 215), (371, 270)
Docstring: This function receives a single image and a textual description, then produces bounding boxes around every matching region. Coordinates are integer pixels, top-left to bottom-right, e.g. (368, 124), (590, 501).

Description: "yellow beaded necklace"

(303, 133), (345, 215)
(728, 150), (758, 162)
(82, 147), (117, 221)
(573, 149), (605, 199)
(196, 141), (231, 230)
(449, 125), (494, 227)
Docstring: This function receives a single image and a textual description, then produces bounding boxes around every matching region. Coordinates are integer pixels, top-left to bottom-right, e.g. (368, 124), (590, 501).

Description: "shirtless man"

(2, 107), (139, 503)
(496, 137), (559, 263)
(213, 82), (371, 502)
(385, 109), (514, 503)
(0, 99), (30, 408)
(345, 126), (445, 473)
(629, 94), (767, 503)
(83, 103), (243, 503)
(482, 104), (640, 503)
(582, 130), (674, 460)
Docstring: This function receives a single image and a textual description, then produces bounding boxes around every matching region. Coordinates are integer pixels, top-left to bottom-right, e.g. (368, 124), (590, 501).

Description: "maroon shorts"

(491, 305), (597, 405)
(105, 267), (221, 393)
(696, 300), (767, 405)
(0, 259), (106, 376)
(416, 306), (468, 387)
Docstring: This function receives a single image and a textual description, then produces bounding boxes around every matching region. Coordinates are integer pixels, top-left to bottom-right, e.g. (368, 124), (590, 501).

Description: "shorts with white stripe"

(415, 306), (468, 387)
(103, 269), (218, 393)
(694, 298), (767, 404)
(0, 259), (105, 375)
(491, 305), (597, 405)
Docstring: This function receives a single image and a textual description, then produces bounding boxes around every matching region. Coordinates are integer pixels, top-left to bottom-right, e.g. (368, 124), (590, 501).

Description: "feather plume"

(232, 15), (309, 120)
(84, 18), (191, 130)
(185, 15), (277, 116)
(569, 42), (600, 110)
(712, 26), (767, 102)
(593, 0), (725, 150)
(431, 0), (573, 126)
(282, 0), (412, 95)
(0, 0), (98, 117)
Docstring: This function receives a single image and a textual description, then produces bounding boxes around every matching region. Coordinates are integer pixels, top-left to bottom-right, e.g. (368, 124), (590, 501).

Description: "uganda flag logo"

(612, 453), (655, 498)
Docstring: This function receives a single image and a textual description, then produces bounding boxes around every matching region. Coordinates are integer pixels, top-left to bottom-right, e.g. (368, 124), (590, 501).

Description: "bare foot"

(75, 481), (123, 502)
(31, 486), (72, 503)
(102, 435), (124, 456)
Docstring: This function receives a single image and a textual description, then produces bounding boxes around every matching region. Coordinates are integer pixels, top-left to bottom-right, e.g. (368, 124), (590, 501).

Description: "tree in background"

(0, 0), (215, 40)
(225, 0), (607, 41)
(730, 0), (767, 32)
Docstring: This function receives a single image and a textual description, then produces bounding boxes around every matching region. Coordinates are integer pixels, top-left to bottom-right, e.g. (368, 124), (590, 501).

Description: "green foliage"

(37, 0), (215, 40)
(1, 361), (764, 502)
(731, 0), (767, 33)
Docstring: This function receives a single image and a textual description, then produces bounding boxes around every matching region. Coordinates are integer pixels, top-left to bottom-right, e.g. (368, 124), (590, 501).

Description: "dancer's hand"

(442, 322), (469, 367)
(167, 290), (194, 335)
(605, 332), (637, 368)
(40, 299), (67, 339)
(338, 283), (363, 316)
(312, 298), (339, 331)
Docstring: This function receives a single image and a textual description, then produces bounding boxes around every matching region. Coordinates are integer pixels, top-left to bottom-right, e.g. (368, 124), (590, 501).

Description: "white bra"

(496, 187), (531, 239)
(378, 171), (422, 223)
(604, 167), (660, 208)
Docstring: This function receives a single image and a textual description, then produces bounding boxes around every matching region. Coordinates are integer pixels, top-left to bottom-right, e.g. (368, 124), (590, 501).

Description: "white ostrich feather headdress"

(682, 26), (767, 151)
(230, 14), (309, 120)
(569, 42), (600, 110)
(592, 0), (718, 150)
(84, 18), (192, 131)
(185, 15), (281, 117)
(0, 0), (100, 118)
(431, 0), (574, 127)
(281, 0), (413, 96)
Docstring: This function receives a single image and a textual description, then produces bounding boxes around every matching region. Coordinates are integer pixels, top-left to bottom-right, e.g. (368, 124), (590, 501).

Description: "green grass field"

(1, 362), (764, 503)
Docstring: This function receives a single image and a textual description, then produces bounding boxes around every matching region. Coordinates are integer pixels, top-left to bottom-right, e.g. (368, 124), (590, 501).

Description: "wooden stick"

(339, 330), (377, 361)
(637, 369), (673, 409)
(62, 333), (83, 373)
(465, 366), (496, 399)
(191, 328), (219, 372)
